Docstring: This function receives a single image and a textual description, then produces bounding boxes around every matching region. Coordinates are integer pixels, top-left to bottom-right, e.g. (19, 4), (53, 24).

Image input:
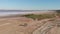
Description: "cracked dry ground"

(0, 17), (55, 34)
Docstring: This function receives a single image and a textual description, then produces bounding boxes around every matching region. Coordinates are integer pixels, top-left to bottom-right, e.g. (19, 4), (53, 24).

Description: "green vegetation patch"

(57, 13), (60, 17)
(23, 14), (55, 20)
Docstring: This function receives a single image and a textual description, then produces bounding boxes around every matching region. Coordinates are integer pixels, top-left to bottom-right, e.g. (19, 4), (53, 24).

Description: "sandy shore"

(0, 16), (54, 34)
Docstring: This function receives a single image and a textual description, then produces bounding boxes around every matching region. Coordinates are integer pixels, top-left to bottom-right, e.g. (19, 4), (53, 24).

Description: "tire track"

(33, 20), (56, 34)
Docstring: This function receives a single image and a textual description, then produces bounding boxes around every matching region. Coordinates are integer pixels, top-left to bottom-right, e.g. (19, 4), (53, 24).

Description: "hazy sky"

(0, 0), (60, 10)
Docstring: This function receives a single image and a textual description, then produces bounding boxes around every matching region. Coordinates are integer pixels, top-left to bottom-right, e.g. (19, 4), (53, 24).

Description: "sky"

(0, 0), (60, 10)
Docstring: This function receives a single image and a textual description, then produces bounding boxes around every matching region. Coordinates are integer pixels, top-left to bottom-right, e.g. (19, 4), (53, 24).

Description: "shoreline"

(0, 11), (55, 16)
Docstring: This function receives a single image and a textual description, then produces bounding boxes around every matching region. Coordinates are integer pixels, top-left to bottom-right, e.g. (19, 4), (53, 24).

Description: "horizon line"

(0, 9), (60, 10)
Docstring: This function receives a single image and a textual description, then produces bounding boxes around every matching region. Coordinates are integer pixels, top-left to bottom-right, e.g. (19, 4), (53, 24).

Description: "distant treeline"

(56, 10), (60, 17)
(56, 10), (60, 13)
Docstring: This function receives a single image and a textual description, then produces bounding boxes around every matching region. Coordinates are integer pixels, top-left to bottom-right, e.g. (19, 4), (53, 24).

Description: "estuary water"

(0, 11), (34, 16)
(0, 10), (55, 16)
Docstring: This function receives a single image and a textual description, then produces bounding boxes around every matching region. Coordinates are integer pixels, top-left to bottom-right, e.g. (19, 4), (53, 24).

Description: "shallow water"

(0, 11), (34, 16)
(0, 10), (55, 16)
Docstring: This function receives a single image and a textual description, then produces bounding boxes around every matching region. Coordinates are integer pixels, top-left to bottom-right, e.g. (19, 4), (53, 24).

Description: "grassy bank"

(22, 14), (55, 20)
